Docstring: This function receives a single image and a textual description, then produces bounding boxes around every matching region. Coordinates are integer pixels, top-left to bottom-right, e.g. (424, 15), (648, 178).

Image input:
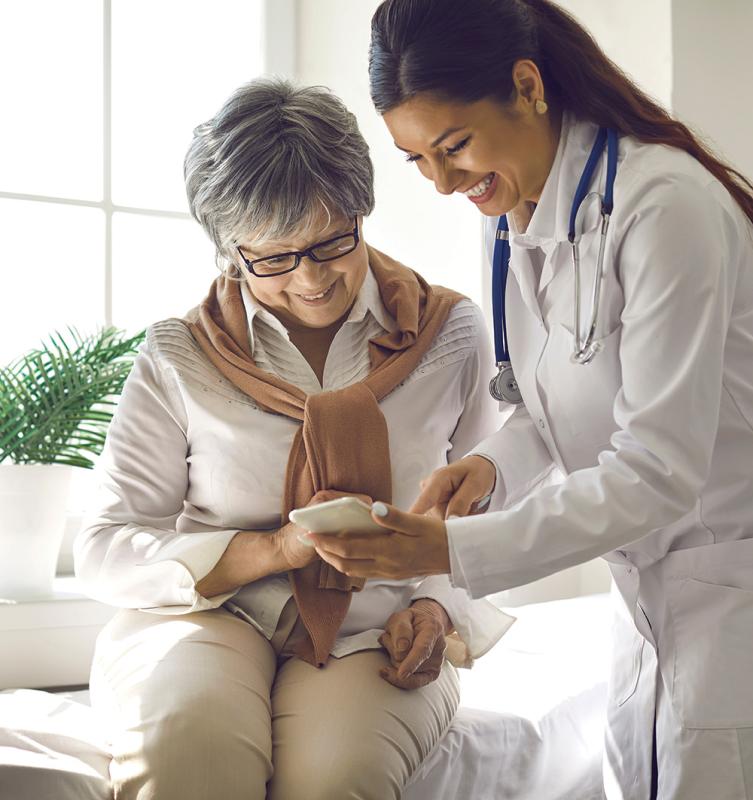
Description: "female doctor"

(308, 1), (753, 798)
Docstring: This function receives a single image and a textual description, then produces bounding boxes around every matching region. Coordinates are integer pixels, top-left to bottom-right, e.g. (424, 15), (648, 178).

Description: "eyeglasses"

(237, 216), (360, 278)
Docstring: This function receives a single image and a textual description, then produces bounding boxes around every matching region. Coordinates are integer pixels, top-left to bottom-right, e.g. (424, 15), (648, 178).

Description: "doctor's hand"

(308, 503), (450, 579)
(276, 490), (373, 570)
(410, 455), (497, 519)
(378, 599), (451, 690)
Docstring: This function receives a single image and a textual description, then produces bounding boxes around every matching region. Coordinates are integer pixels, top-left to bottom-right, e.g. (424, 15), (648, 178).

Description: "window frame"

(0, 0), (295, 581)
(0, 0), (296, 329)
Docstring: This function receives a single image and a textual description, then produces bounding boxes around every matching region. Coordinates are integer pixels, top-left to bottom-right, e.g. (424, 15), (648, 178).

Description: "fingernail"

(446, 515), (460, 521)
(296, 533), (315, 546)
(372, 502), (388, 517)
(397, 638), (410, 651)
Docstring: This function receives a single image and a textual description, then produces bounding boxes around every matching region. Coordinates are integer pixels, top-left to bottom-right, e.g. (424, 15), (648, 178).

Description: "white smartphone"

(289, 496), (384, 537)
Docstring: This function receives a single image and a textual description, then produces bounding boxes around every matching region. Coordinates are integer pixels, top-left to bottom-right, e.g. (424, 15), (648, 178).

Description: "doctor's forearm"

(195, 530), (288, 599)
(447, 445), (699, 598)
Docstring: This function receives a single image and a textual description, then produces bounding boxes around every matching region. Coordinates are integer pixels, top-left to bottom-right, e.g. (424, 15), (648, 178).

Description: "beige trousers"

(90, 600), (460, 800)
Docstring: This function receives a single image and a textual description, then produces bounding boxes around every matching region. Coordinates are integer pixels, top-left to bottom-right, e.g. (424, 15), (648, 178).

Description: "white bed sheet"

(405, 592), (612, 800)
(0, 593), (612, 800)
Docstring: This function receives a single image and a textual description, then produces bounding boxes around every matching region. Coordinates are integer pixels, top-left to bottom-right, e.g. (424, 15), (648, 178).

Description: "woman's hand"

(276, 490), (373, 570)
(308, 503), (450, 579)
(378, 599), (451, 690)
(410, 455), (497, 519)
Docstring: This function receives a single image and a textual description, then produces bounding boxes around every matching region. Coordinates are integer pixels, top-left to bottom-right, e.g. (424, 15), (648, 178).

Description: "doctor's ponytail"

(369, 0), (753, 226)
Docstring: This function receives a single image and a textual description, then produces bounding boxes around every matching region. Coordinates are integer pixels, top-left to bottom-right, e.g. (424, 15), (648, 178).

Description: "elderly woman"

(75, 78), (510, 800)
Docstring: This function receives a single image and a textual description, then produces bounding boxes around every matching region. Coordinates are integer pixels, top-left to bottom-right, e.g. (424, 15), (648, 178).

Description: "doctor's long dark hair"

(369, 0), (753, 226)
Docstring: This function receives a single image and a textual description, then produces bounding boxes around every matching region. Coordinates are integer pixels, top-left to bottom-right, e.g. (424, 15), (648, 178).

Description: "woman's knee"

(268, 739), (402, 800)
(111, 705), (273, 800)
(93, 610), (277, 800)
(268, 653), (460, 800)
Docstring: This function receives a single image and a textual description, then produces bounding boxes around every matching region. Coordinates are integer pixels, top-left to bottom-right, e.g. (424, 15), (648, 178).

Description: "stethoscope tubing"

(490, 127), (619, 400)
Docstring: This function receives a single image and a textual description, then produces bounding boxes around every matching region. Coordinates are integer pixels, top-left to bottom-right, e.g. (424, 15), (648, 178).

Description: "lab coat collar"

(240, 262), (396, 354)
(509, 112), (603, 248)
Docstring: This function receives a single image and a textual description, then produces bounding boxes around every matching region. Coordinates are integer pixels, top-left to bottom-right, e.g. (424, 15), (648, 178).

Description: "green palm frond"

(0, 327), (145, 467)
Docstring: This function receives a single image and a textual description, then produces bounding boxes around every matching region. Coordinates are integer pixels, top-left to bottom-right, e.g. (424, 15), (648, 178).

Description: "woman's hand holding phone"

(276, 490), (373, 570)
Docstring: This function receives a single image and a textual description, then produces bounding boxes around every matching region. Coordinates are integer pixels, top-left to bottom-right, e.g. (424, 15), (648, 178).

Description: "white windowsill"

(0, 575), (112, 626)
(0, 575), (116, 691)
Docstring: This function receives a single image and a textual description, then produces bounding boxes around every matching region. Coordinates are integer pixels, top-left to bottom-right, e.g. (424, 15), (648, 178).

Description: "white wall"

(560, 0), (673, 109)
(564, 0), (753, 182)
(671, 0), (753, 179)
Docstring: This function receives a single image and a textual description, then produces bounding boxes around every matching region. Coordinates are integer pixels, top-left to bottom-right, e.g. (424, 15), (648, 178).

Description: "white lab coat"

(446, 113), (753, 799)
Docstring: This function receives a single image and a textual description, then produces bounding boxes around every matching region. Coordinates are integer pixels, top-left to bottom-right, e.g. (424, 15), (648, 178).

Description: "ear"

(511, 59), (546, 111)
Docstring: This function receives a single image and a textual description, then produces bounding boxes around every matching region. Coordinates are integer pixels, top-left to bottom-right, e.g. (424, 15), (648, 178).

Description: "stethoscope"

(489, 127), (619, 404)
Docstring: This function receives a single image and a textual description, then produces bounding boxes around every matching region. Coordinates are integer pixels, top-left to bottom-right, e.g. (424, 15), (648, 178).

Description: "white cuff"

(138, 529), (241, 614)
(446, 515), (509, 600)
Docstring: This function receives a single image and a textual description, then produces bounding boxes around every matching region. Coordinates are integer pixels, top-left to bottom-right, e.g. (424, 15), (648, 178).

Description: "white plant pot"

(0, 463), (74, 600)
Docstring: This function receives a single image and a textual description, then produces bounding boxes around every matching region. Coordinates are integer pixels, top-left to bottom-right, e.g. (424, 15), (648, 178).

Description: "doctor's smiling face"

(382, 60), (561, 217)
(235, 212), (368, 330)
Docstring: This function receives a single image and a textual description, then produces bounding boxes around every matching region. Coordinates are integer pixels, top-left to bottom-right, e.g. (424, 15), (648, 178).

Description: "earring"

(535, 99), (548, 115)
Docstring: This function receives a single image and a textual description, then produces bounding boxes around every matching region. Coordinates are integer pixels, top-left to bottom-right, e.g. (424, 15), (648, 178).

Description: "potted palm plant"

(0, 327), (144, 600)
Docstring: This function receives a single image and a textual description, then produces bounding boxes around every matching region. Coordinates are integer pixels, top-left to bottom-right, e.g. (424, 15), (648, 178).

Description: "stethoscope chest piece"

(489, 364), (523, 404)
(570, 338), (603, 365)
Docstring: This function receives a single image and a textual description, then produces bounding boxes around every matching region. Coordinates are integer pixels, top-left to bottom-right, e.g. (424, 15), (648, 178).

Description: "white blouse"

(75, 266), (513, 659)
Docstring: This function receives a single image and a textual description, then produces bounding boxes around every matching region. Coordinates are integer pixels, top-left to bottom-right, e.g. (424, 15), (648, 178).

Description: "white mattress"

(0, 593), (612, 800)
(405, 592), (612, 800)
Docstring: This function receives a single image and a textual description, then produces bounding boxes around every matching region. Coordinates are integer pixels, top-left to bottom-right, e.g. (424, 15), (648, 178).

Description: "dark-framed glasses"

(237, 216), (360, 278)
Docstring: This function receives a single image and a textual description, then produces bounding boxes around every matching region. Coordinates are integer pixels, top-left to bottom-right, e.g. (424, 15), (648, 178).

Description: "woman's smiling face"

(236, 213), (367, 330)
(382, 63), (560, 216)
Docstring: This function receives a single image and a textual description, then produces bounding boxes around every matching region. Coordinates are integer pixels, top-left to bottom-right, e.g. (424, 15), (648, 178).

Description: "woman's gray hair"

(184, 77), (375, 275)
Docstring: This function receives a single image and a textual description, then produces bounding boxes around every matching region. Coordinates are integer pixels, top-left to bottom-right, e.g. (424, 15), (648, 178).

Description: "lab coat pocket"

(540, 324), (622, 463)
(544, 219), (624, 341)
(666, 575), (753, 729)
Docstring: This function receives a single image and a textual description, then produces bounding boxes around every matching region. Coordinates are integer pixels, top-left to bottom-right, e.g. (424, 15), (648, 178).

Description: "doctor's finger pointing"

(410, 456), (497, 517)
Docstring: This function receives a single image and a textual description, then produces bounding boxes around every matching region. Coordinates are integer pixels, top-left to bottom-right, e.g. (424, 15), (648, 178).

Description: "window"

(0, 0), (294, 364)
(0, 0), (294, 575)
